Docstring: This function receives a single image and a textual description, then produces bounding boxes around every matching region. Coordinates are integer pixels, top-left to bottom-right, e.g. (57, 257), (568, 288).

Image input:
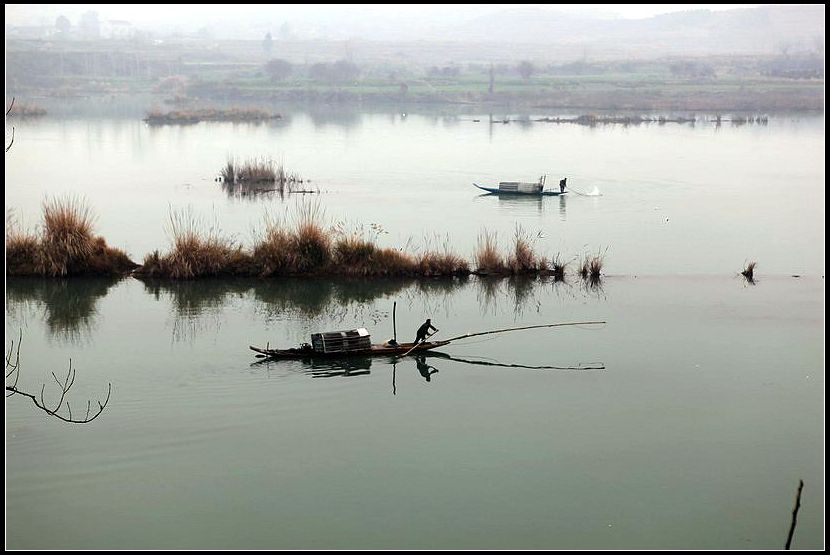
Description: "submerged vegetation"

(533, 113), (769, 127)
(144, 107), (281, 125)
(6, 199), (137, 277)
(220, 157), (313, 197)
(579, 250), (606, 287)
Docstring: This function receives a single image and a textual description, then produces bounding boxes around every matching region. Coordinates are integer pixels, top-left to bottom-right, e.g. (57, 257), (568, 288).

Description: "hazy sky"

(6, 4), (763, 27)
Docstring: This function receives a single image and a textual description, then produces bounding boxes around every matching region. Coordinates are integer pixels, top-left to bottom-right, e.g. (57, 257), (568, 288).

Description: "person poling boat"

(415, 319), (438, 344)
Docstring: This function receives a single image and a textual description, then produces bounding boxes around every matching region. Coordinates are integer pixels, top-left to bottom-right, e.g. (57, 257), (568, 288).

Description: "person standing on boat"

(415, 319), (438, 344)
(559, 177), (567, 193)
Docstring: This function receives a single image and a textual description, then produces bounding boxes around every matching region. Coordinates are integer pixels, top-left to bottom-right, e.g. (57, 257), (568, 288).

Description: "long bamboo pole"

(442, 321), (606, 343)
(398, 330), (440, 357)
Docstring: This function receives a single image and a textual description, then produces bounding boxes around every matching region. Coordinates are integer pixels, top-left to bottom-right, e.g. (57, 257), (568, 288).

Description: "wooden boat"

(250, 341), (450, 359)
(250, 321), (606, 361)
(474, 175), (566, 196)
(474, 183), (566, 196)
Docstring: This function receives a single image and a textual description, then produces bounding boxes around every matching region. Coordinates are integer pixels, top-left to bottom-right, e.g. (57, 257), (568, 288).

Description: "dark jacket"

(415, 320), (437, 341)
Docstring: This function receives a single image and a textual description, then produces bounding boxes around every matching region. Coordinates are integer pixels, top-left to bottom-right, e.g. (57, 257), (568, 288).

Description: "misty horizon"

(6, 4), (781, 42)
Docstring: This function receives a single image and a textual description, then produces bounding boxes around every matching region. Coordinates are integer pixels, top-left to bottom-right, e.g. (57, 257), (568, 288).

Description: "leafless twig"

(5, 332), (112, 424)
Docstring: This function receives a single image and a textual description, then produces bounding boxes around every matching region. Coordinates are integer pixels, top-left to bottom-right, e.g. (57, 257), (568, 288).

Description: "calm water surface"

(5, 110), (825, 276)
(4, 106), (825, 549)
(5, 274), (824, 549)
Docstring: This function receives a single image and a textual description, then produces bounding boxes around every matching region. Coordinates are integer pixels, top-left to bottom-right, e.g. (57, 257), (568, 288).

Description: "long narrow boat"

(250, 341), (451, 360)
(473, 183), (566, 196)
(251, 321), (605, 361)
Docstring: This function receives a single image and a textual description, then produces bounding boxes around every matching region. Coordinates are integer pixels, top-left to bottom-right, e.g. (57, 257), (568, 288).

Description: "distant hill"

(430, 5), (825, 57)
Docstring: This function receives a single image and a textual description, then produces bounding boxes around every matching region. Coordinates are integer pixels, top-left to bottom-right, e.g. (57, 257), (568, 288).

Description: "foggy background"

(4, 4), (825, 112)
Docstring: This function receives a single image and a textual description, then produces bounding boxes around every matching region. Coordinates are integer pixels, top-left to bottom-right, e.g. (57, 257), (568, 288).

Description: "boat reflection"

(251, 354), (375, 378)
(250, 347), (603, 393)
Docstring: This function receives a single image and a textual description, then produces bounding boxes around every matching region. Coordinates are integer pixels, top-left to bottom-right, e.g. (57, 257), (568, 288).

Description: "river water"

(5, 109), (825, 275)
(4, 107), (825, 549)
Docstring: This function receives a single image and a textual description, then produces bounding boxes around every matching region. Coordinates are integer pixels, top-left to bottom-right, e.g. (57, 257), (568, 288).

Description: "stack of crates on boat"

(498, 181), (543, 193)
(311, 328), (371, 353)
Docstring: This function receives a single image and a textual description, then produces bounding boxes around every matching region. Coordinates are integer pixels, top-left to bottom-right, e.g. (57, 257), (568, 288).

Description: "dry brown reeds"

(39, 197), (96, 276)
(251, 213), (294, 277)
(137, 208), (250, 279)
(416, 234), (469, 276)
(239, 158), (277, 184)
(221, 159), (236, 184)
(332, 233), (379, 274)
(551, 253), (568, 282)
(5, 198), (136, 277)
(579, 250), (605, 285)
(145, 107), (279, 124)
(506, 225), (542, 274)
(289, 202), (331, 273)
(417, 250), (469, 276)
(220, 157), (308, 196)
(222, 157), (277, 184)
(475, 229), (506, 274)
(5, 216), (40, 276)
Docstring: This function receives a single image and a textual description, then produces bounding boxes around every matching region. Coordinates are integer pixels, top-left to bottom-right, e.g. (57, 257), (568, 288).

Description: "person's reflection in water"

(415, 355), (439, 382)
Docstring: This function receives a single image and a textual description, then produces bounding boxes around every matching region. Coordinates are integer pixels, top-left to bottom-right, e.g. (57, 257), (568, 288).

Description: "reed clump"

(14, 197), (621, 282)
(579, 250), (605, 285)
(136, 209), (251, 279)
(333, 237), (417, 276)
(551, 253), (568, 282)
(145, 107), (279, 124)
(506, 225), (544, 274)
(251, 216), (294, 277)
(220, 157), (308, 196)
(222, 157), (277, 184)
(5, 225), (41, 276)
(417, 250), (469, 276)
(475, 230), (506, 274)
(5, 199), (137, 277)
(415, 234), (469, 276)
(290, 203), (332, 274)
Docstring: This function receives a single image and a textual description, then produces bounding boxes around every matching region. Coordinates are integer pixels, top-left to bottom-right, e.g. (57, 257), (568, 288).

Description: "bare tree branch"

(5, 333), (112, 424)
(6, 96), (15, 152)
